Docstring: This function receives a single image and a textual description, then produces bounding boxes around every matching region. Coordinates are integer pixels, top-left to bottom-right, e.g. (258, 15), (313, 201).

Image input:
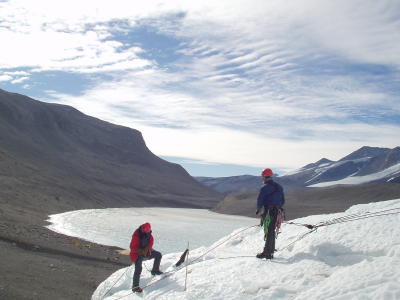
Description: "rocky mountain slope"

(0, 89), (221, 220)
(197, 146), (400, 194)
(287, 146), (400, 187)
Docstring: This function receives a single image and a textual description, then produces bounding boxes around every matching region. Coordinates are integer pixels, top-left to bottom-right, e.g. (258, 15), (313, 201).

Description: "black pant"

(132, 249), (162, 287)
(261, 207), (279, 255)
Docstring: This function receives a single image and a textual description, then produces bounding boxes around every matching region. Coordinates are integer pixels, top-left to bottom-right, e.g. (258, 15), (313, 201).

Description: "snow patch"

(87, 199), (400, 299)
(308, 162), (400, 187)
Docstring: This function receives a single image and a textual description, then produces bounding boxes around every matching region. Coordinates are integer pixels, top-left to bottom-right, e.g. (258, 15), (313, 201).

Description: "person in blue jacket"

(256, 168), (285, 259)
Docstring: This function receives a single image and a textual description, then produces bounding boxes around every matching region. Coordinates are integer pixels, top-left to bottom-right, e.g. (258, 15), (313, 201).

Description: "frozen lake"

(46, 207), (257, 254)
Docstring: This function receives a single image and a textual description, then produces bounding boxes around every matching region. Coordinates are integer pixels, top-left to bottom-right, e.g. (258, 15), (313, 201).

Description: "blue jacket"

(257, 180), (285, 210)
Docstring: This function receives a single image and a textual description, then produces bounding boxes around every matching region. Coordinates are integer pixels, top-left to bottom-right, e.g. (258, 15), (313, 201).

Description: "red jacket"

(129, 228), (154, 262)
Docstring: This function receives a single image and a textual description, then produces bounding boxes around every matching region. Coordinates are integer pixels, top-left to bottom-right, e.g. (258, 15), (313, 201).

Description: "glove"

(137, 248), (150, 256)
(255, 209), (260, 215)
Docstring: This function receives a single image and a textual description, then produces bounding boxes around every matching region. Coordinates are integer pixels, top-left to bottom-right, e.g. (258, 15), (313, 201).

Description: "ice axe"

(175, 248), (189, 267)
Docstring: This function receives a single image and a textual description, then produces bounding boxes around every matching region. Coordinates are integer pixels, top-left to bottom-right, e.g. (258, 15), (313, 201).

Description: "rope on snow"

(284, 206), (400, 229)
(104, 206), (400, 299)
(109, 224), (259, 299)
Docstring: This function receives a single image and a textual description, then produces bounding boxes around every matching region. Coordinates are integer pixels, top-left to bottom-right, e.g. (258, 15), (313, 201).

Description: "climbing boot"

(132, 286), (143, 293)
(151, 270), (164, 276)
(256, 252), (273, 259)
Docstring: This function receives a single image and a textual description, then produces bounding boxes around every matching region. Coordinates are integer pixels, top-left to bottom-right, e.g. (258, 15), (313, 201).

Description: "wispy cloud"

(0, 74), (13, 82)
(1, 0), (399, 172)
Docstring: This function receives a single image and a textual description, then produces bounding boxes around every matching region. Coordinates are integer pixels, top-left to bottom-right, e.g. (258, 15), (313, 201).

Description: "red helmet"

(141, 223), (151, 233)
(261, 168), (273, 177)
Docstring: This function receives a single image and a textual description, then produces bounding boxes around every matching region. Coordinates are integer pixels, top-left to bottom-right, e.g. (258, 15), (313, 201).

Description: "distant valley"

(197, 145), (400, 195)
(196, 146), (400, 219)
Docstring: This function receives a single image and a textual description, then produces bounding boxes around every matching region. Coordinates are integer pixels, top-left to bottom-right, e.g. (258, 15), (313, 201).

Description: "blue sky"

(1, 0), (399, 177)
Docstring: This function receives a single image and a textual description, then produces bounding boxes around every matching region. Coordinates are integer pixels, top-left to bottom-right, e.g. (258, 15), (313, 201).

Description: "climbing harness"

(261, 208), (285, 240)
(275, 208), (285, 235)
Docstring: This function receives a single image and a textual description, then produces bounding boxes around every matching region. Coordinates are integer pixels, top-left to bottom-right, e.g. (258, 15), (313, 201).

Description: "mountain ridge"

(196, 146), (400, 194)
(0, 89), (222, 221)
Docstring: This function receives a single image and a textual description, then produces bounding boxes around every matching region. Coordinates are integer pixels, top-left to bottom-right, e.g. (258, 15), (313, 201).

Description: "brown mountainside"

(0, 89), (222, 223)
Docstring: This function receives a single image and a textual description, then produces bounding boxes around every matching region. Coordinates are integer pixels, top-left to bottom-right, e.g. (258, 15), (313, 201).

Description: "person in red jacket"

(130, 222), (163, 293)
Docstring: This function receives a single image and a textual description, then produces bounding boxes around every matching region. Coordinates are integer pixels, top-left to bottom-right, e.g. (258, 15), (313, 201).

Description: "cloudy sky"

(1, 0), (399, 177)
